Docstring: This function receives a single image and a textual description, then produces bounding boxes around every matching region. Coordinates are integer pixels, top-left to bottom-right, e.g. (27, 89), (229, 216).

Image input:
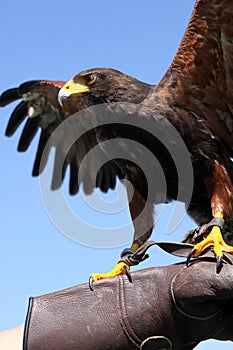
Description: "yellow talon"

(194, 225), (226, 257)
(192, 212), (233, 259)
(90, 261), (131, 283)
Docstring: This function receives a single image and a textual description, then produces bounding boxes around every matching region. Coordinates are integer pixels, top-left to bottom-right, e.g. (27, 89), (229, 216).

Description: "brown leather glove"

(23, 244), (233, 350)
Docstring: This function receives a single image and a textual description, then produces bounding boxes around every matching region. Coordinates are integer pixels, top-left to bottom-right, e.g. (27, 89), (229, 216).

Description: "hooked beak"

(58, 79), (90, 106)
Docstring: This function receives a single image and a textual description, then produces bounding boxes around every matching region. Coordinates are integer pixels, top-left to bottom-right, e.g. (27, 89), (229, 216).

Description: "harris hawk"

(1, 0), (233, 282)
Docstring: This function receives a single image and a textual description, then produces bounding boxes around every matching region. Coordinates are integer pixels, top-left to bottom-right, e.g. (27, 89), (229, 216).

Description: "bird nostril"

(65, 86), (70, 90)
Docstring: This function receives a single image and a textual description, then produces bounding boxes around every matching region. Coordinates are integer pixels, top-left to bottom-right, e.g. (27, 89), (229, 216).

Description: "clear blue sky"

(0, 1), (232, 348)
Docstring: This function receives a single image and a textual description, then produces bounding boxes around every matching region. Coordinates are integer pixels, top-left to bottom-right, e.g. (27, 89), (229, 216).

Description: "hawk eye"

(86, 73), (96, 85)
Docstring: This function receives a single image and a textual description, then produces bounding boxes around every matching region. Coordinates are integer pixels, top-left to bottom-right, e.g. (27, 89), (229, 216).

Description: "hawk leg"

(187, 161), (233, 272)
(89, 186), (154, 289)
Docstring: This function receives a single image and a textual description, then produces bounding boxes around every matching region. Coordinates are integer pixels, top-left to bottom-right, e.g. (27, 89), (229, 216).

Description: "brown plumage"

(1, 0), (233, 277)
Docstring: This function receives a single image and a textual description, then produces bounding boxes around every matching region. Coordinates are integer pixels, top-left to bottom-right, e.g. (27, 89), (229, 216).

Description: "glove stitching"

(118, 275), (141, 348)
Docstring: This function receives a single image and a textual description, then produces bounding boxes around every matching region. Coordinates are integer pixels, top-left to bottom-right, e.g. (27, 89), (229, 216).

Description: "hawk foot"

(89, 262), (131, 291)
(186, 225), (233, 273)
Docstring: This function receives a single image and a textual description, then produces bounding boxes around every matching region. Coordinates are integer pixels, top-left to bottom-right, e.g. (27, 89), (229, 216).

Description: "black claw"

(123, 265), (132, 283)
(216, 256), (222, 274)
(186, 247), (197, 266)
(89, 276), (94, 291)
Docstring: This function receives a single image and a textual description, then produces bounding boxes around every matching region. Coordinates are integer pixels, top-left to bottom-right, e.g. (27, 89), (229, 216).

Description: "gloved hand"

(23, 243), (233, 350)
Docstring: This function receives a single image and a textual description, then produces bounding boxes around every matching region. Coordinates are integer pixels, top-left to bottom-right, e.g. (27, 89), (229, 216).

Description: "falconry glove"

(23, 244), (233, 350)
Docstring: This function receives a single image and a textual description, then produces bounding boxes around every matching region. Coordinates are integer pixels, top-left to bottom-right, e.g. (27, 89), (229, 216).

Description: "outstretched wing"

(0, 80), (121, 195)
(159, 0), (233, 149)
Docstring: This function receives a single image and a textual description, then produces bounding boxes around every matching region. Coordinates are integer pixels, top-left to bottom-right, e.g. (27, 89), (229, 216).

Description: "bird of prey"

(1, 0), (233, 282)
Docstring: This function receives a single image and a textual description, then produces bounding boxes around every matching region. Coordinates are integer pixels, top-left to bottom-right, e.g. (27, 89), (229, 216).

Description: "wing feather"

(158, 0), (233, 147)
(32, 128), (53, 176)
(17, 117), (40, 151)
(69, 156), (80, 195)
(5, 101), (28, 136)
(0, 88), (19, 107)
